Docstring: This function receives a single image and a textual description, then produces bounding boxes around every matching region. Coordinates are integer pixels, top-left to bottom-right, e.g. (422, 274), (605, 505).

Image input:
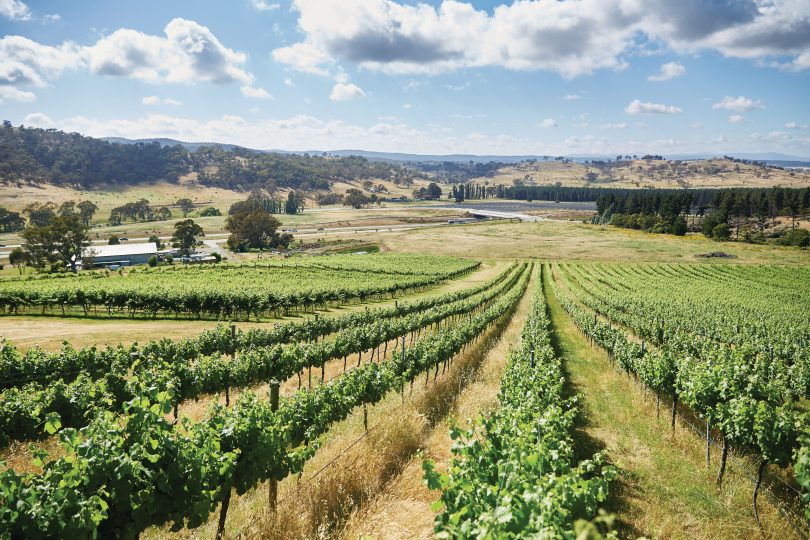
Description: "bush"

(777, 228), (810, 248)
(108, 235), (120, 245)
(199, 207), (222, 217)
(316, 193), (343, 206)
(165, 255), (173, 264)
(147, 256), (158, 267)
(148, 235), (164, 250)
(212, 252), (222, 262)
(712, 223), (731, 241)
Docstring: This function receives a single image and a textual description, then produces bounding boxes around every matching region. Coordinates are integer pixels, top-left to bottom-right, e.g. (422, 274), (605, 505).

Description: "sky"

(1, 0), (809, 157)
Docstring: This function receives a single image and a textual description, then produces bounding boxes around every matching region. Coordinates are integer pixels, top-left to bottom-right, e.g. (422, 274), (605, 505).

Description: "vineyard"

(0, 254), (808, 539)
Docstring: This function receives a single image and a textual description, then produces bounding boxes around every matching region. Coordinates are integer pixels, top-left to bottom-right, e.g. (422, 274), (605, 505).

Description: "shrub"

(199, 207), (222, 217)
(712, 223), (731, 241)
(147, 256), (158, 267)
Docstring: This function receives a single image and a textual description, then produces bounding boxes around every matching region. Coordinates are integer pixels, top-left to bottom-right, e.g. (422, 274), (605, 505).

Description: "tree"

(225, 206), (285, 251)
(285, 191), (303, 214)
(77, 200), (98, 225)
(148, 235), (164, 250)
(712, 223), (731, 241)
(427, 182), (442, 200)
(176, 198), (195, 217)
(21, 213), (91, 273)
(23, 202), (56, 227)
(9, 247), (28, 275)
(108, 235), (120, 245)
(672, 216), (688, 236)
(171, 219), (204, 257)
(343, 189), (371, 209)
(0, 207), (25, 232)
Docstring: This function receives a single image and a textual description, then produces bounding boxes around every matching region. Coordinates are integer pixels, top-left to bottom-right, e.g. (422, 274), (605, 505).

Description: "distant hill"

(0, 125), (420, 191)
(99, 139), (810, 167)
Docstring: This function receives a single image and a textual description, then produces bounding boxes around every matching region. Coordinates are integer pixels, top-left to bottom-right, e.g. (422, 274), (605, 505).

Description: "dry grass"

(367, 219), (810, 265)
(476, 158), (810, 190)
(339, 269), (536, 539)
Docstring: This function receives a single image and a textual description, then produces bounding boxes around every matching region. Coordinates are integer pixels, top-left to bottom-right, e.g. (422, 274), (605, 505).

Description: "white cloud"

(241, 85), (274, 99)
(329, 82), (365, 101)
(0, 0), (30, 20)
(85, 18), (252, 85)
(539, 118), (558, 128)
(22, 112), (53, 127)
(625, 99), (681, 115)
(690, 122), (703, 129)
(43, 13), (60, 23)
(284, 77), (294, 87)
(563, 93), (581, 100)
(273, 0), (810, 77)
(402, 103), (412, 109)
(786, 121), (810, 129)
(271, 41), (332, 75)
(712, 95), (763, 112)
(648, 61), (685, 81)
(142, 95), (182, 105)
(1, 18), (256, 101)
(249, 0), (280, 11)
(0, 36), (83, 88)
(600, 122), (627, 129)
(0, 85), (35, 103)
(728, 114), (745, 123)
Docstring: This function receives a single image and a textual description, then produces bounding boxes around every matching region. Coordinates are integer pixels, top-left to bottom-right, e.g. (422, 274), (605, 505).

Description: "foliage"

(198, 206), (221, 217)
(0, 206), (25, 232)
(427, 269), (614, 537)
(171, 219), (204, 257)
(21, 212), (91, 272)
(344, 188), (372, 209)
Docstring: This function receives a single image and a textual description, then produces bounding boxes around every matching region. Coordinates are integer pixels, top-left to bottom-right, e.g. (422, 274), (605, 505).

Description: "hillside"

(480, 158), (810, 189)
(0, 123), (423, 193)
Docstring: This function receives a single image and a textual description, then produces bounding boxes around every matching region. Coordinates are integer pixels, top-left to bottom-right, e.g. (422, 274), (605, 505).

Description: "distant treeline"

(0, 123), (421, 192)
(492, 184), (810, 217)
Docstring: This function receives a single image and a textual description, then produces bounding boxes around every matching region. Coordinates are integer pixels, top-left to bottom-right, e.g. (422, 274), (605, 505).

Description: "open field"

(477, 158), (810, 189)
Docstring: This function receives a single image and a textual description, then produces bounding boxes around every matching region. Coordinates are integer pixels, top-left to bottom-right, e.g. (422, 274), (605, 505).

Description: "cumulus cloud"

(648, 61), (685, 81)
(786, 121), (810, 129)
(728, 114), (745, 123)
(0, 85), (35, 103)
(601, 122), (627, 129)
(625, 99), (681, 115)
(85, 18), (252, 85)
(241, 85), (273, 99)
(0, 36), (83, 87)
(0, 0), (30, 20)
(539, 118), (558, 128)
(1, 18), (258, 101)
(712, 95), (764, 112)
(563, 93), (581, 100)
(273, 0), (810, 77)
(284, 77), (294, 87)
(329, 82), (365, 101)
(22, 112), (53, 127)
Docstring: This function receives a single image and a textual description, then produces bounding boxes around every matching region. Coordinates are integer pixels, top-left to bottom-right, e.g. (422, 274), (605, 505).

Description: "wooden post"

(530, 347), (535, 368)
(215, 485), (233, 540)
(269, 381), (280, 511)
(363, 403), (368, 432)
(706, 419), (711, 467)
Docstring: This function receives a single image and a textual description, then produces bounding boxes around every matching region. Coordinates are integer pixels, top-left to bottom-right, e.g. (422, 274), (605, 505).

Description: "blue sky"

(1, 0), (809, 157)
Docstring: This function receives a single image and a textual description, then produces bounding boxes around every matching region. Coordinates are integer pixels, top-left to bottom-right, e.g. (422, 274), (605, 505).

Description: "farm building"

(82, 242), (157, 268)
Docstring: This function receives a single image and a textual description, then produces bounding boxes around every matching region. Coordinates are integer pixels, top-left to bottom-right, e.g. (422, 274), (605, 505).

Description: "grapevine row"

(0, 264), (528, 447)
(425, 267), (615, 537)
(0, 263), (528, 539)
(0, 262), (517, 390)
(548, 266), (807, 525)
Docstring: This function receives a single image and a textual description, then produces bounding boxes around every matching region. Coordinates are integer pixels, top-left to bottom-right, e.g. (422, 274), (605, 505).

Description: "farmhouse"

(82, 242), (158, 268)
